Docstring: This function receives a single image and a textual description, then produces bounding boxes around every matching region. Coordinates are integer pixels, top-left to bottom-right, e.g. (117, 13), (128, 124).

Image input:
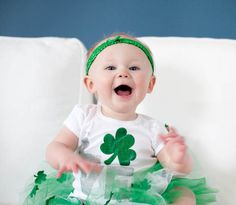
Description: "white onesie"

(64, 104), (166, 199)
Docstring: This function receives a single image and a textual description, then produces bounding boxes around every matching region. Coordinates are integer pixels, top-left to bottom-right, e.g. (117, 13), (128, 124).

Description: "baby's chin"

(109, 104), (138, 119)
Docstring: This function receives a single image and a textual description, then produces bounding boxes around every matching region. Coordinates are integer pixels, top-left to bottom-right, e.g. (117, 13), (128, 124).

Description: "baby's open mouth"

(114, 85), (132, 96)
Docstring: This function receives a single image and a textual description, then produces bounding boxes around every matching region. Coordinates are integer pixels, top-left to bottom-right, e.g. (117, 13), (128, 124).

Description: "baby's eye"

(129, 66), (140, 71)
(105, 66), (116, 70)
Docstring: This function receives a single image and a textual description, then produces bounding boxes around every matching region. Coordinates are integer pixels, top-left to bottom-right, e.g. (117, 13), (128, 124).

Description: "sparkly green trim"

(86, 36), (154, 75)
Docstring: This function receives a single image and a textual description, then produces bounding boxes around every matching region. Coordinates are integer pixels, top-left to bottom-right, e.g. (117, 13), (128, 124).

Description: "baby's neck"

(101, 106), (138, 121)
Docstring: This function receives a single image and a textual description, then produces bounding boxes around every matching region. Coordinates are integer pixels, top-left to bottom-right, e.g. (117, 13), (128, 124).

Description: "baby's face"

(84, 43), (156, 119)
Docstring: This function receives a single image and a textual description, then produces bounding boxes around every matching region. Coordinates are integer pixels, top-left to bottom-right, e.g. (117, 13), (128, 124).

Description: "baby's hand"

(56, 153), (101, 178)
(159, 127), (187, 164)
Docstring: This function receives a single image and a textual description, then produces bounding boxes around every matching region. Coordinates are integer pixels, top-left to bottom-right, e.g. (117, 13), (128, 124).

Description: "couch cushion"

(0, 36), (92, 204)
(138, 37), (236, 205)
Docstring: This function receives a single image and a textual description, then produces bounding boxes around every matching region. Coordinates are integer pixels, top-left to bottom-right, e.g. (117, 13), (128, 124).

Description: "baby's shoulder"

(138, 113), (165, 133)
(72, 103), (98, 118)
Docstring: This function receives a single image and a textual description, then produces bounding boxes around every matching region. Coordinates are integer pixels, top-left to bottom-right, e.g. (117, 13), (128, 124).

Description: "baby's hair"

(86, 32), (153, 61)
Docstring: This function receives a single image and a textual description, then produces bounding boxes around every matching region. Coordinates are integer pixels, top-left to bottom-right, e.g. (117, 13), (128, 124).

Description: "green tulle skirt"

(23, 163), (217, 205)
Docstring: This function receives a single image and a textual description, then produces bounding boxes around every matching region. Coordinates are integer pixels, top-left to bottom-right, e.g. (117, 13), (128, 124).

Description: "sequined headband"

(86, 36), (154, 75)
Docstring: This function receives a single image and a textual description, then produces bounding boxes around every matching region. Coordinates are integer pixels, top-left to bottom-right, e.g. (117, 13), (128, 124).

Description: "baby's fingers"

(56, 166), (67, 178)
(166, 126), (177, 134)
(171, 134), (187, 148)
(160, 133), (177, 143)
(77, 161), (91, 173)
(160, 133), (184, 144)
(77, 157), (101, 174)
(90, 162), (102, 172)
(72, 163), (79, 174)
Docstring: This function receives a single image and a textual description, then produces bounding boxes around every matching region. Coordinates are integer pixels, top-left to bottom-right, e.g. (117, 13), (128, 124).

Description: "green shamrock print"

(100, 127), (136, 166)
(30, 170), (47, 197)
(34, 170), (47, 184)
(29, 184), (39, 197)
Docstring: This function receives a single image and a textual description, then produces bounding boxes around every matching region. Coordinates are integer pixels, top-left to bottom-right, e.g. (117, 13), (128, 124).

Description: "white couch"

(1, 36), (236, 204)
(0, 37), (92, 205)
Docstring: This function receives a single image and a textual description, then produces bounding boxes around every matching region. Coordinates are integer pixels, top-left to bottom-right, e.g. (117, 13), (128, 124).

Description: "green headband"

(86, 36), (154, 75)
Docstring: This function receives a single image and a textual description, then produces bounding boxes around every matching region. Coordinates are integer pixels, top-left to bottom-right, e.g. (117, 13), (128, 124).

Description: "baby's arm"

(157, 126), (192, 174)
(46, 126), (99, 178)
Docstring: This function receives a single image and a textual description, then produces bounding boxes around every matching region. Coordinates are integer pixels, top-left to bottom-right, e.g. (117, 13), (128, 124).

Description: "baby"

(24, 34), (217, 205)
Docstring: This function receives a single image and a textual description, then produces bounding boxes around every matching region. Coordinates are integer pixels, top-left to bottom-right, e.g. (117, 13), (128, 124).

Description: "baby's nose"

(118, 73), (129, 78)
(118, 69), (130, 78)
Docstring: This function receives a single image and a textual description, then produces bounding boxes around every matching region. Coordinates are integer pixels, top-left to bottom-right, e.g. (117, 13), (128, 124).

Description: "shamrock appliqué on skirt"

(100, 127), (136, 166)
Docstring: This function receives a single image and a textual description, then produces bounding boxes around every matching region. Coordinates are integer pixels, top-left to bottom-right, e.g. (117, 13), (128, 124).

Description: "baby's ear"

(147, 75), (156, 93)
(84, 76), (95, 93)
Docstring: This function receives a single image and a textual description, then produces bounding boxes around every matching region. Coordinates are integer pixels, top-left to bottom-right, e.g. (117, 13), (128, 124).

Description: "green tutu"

(23, 163), (217, 205)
